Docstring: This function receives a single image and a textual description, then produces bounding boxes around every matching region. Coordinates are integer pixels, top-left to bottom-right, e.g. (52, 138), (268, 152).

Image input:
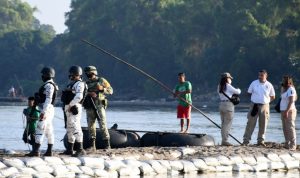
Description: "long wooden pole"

(81, 39), (242, 145)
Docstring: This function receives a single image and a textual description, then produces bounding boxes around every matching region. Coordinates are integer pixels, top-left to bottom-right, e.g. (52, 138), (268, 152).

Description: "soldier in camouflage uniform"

(83, 66), (113, 151)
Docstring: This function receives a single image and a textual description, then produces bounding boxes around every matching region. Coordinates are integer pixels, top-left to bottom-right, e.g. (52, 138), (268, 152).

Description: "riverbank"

(1, 143), (300, 177)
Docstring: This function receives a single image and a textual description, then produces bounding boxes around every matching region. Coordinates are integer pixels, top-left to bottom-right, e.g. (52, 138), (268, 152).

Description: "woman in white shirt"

(280, 75), (297, 150)
(218, 72), (241, 146)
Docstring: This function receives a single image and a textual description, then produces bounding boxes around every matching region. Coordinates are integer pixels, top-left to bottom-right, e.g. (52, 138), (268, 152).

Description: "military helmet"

(84, 66), (98, 75)
(41, 67), (55, 78)
(69, 65), (83, 76)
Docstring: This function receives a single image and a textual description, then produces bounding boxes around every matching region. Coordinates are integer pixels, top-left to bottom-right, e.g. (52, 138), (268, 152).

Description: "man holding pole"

(83, 66), (113, 151)
(174, 72), (192, 133)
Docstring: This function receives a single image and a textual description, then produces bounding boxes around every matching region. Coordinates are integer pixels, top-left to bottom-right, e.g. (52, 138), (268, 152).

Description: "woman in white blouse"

(280, 75), (297, 150)
(218, 72), (241, 146)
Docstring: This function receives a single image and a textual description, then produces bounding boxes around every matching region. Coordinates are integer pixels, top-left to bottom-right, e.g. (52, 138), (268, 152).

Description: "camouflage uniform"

(86, 77), (113, 142)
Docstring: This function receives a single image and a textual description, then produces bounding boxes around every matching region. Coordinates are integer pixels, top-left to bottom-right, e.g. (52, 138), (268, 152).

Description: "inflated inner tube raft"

(141, 132), (215, 147)
(64, 127), (215, 149)
(63, 127), (140, 149)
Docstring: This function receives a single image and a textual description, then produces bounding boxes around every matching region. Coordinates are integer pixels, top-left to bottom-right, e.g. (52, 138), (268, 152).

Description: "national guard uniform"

(83, 66), (113, 151)
(26, 67), (58, 157)
(61, 66), (86, 156)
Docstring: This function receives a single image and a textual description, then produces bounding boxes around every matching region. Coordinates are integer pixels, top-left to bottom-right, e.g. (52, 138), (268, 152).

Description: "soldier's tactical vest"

(83, 77), (106, 109)
(61, 80), (87, 105)
(35, 81), (57, 105)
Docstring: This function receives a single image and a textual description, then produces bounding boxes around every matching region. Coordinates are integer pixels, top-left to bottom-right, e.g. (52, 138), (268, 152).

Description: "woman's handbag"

(274, 98), (281, 113)
(221, 91), (240, 105)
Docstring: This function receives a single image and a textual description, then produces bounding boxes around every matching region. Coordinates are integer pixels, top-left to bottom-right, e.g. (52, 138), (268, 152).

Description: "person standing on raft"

(174, 72), (192, 133)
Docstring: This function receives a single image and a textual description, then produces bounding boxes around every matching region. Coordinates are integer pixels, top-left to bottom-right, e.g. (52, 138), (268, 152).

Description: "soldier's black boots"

(25, 143), (41, 157)
(60, 142), (74, 155)
(44, 144), (53, 156)
(73, 142), (86, 157)
(86, 139), (96, 152)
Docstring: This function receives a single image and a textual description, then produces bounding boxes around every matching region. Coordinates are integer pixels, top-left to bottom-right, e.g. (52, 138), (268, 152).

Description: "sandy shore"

(2, 142), (297, 160)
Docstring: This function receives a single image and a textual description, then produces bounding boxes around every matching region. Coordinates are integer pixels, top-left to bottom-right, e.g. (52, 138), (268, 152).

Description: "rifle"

(88, 96), (102, 122)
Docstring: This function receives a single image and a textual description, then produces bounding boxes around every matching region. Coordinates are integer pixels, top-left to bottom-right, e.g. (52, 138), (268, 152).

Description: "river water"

(0, 105), (300, 177)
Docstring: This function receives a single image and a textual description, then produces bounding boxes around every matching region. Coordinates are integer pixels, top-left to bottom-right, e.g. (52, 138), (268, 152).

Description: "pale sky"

(22, 0), (71, 34)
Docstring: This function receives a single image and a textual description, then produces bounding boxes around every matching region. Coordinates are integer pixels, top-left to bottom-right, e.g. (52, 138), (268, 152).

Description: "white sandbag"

(79, 166), (95, 176)
(266, 153), (281, 162)
(144, 153), (154, 159)
(24, 157), (46, 167)
(284, 160), (299, 169)
(61, 157), (82, 166)
(74, 174), (91, 178)
(18, 167), (37, 175)
(104, 160), (126, 171)
(94, 169), (108, 177)
(252, 163), (268, 172)
(8, 173), (32, 178)
(80, 157), (104, 169)
(170, 150), (182, 159)
(215, 165), (233, 172)
(158, 160), (171, 170)
(201, 157), (220, 166)
(55, 172), (76, 178)
(268, 161), (285, 170)
(168, 169), (180, 176)
(44, 157), (64, 165)
(232, 163), (254, 172)
(107, 170), (118, 178)
(255, 155), (270, 163)
(279, 154), (295, 162)
(242, 156), (256, 165)
(145, 160), (167, 174)
(169, 160), (183, 171)
(291, 153), (300, 160)
(139, 162), (156, 175)
(191, 159), (207, 171)
(3, 158), (25, 169)
(181, 147), (196, 155)
(123, 159), (142, 168)
(204, 166), (217, 172)
(0, 167), (19, 177)
(33, 165), (54, 174)
(66, 165), (83, 174)
(229, 156), (244, 164)
(52, 165), (70, 177)
(181, 160), (198, 173)
(118, 166), (140, 176)
(0, 161), (7, 169)
(217, 156), (233, 166)
(33, 172), (54, 178)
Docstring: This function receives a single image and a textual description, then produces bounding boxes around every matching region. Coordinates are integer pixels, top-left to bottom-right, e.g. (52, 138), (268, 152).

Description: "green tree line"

(0, 0), (300, 100)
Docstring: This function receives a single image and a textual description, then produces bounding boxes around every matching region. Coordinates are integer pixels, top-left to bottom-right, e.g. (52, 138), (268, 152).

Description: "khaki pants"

(281, 109), (297, 149)
(86, 105), (110, 141)
(243, 103), (269, 143)
(219, 102), (234, 143)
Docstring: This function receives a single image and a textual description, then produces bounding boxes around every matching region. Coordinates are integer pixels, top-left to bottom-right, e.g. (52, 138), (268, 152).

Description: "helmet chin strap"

(42, 76), (50, 82)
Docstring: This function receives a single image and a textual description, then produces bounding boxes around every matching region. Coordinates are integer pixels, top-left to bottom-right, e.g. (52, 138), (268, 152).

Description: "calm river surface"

(0, 105), (300, 178)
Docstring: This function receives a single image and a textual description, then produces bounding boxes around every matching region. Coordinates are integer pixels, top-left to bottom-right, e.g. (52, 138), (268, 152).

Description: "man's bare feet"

(183, 129), (189, 134)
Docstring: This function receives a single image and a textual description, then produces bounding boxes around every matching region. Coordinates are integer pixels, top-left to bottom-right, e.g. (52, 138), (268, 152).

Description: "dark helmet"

(84, 66), (98, 75)
(41, 67), (55, 78)
(69, 65), (83, 76)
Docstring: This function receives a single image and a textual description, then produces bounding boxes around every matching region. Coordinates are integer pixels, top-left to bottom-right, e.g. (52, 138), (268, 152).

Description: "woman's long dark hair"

(282, 75), (294, 92)
(219, 77), (228, 93)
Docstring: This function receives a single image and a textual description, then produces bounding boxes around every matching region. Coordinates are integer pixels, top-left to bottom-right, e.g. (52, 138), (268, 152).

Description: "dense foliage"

(1, 0), (300, 100)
